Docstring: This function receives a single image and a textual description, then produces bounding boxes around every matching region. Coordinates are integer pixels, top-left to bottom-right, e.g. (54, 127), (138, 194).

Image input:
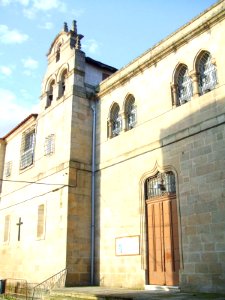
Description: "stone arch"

(44, 74), (57, 93)
(193, 49), (211, 70)
(194, 49), (217, 95)
(56, 63), (69, 82)
(123, 94), (136, 130)
(107, 102), (121, 138)
(139, 161), (183, 283)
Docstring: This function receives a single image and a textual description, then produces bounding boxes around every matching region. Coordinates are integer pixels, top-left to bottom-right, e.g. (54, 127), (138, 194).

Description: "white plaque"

(115, 235), (140, 256)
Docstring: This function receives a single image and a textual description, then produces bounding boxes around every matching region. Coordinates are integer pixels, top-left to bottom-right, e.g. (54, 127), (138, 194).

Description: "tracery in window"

(46, 80), (55, 108)
(197, 52), (217, 95)
(145, 171), (176, 199)
(125, 95), (136, 130)
(20, 128), (35, 170)
(109, 103), (122, 138)
(176, 65), (193, 105)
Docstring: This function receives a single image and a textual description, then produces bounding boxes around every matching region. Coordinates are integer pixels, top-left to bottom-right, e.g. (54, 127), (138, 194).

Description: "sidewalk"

(49, 286), (225, 300)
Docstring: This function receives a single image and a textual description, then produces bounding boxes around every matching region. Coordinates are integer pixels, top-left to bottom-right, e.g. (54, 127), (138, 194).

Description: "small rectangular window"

(4, 215), (10, 242)
(37, 204), (45, 239)
(5, 161), (12, 177)
(44, 134), (55, 156)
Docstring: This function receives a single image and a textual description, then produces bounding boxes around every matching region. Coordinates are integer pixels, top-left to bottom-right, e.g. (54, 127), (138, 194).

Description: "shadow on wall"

(94, 92), (225, 292)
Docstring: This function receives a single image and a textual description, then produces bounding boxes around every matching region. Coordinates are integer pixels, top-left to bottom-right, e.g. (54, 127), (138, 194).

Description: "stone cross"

(16, 217), (23, 241)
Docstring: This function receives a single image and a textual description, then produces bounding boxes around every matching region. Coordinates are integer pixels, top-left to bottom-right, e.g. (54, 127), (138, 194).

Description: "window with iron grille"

(198, 52), (217, 95)
(125, 95), (137, 130)
(4, 215), (10, 242)
(5, 161), (12, 177)
(20, 128), (35, 170)
(44, 134), (55, 156)
(145, 171), (176, 199)
(111, 104), (122, 137)
(177, 65), (193, 105)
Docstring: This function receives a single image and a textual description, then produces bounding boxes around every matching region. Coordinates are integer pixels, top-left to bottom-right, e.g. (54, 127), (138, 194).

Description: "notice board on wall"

(115, 235), (140, 256)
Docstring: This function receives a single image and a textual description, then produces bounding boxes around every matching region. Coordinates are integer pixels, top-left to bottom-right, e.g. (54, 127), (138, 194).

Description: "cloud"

(0, 88), (39, 137)
(83, 39), (100, 54)
(22, 57), (38, 69)
(32, 0), (65, 11)
(0, 0), (29, 5)
(21, 57), (38, 77)
(39, 22), (54, 30)
(0, 65), (12, 76)
(22, 0), (66, 19)
(0, 25), (29, 44)
(0, 0), (11, 5)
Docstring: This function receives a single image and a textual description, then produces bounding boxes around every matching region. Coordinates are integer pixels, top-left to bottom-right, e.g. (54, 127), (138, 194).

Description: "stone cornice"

(98, 0), (225, 98)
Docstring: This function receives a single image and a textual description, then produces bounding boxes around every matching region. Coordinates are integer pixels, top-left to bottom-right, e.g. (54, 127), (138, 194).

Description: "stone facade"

(0, 1), (225, 294)
(0, 22), (116, 286)
(96, 0), (225, 293)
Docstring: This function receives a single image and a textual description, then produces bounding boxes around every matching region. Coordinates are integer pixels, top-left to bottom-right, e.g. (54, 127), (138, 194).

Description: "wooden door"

(146, 195), (180, 286)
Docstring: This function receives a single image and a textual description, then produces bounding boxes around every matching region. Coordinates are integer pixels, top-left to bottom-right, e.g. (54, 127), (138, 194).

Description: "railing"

(32, 268), (67, 300)
(4, 278), (33, 299)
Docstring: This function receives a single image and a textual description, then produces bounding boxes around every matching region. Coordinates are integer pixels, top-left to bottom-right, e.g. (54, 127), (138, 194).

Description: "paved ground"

(50, 287), (225, 300)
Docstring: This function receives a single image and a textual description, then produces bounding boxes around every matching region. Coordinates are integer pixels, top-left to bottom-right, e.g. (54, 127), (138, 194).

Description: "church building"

(0, 0), (225, 294)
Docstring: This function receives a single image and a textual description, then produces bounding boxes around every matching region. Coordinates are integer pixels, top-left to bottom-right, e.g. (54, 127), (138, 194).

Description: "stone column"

(121, 112), (126, 132)
(107, 119), (112, 138)
(190, 71), (199, 98)
(170, 83), (178, 107)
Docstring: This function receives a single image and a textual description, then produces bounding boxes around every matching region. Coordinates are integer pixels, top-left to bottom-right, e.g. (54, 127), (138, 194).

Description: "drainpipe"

(91, 100), (96, 285)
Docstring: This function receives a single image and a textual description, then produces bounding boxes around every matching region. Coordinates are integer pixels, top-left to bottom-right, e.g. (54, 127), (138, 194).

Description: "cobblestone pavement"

(50, 287), (225, 300)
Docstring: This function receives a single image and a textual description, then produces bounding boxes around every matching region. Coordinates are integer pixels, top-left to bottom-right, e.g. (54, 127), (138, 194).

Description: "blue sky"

(0, 0), (217, 137)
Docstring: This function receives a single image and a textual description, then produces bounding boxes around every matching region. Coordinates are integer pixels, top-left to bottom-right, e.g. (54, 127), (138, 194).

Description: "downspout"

(91, 100), (96, 285)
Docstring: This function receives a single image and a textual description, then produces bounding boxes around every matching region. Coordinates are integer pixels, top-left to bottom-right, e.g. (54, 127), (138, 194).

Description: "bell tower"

(38, 21), (93, 286)
(35, 20), (116, 286)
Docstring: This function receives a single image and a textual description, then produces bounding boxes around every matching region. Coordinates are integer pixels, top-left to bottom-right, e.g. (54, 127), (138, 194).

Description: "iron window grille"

(177, 66), (193, 105)
(198, 53), (217, 95)
(126, 96), (137, 129)
(110, 104), (122, 137)
(145, 171), (176, 199)
(44, 134), (55, 156)
(112, 116), (122, 136)
(20, 129), (35, 169)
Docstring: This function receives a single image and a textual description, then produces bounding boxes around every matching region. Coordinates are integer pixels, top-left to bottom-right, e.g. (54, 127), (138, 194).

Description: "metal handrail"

(32, 268), (67, 300)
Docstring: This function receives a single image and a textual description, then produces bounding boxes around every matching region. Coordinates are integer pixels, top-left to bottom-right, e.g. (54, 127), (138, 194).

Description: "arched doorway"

(145, 171), (180, 286)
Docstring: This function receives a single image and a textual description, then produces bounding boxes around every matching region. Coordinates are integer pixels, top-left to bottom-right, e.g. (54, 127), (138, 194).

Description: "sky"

(0, 0), (217, 137)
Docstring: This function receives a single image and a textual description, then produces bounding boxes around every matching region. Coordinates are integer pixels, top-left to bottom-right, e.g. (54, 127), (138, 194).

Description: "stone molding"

(97, 112), (225, 171)
(98, 1), (225, 97)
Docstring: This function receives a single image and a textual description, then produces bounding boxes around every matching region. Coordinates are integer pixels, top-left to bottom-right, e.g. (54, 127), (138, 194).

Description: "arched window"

(109, 103), (122, 137)
(58, 69), (67, 98)
(176, 65), (192, 105)
(125, 95), (136, 130)
(46, 80), (55, 108)
(56, 43), (61, 62)
(197, 52), (217, 95)
(145, 171), (176, 199)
